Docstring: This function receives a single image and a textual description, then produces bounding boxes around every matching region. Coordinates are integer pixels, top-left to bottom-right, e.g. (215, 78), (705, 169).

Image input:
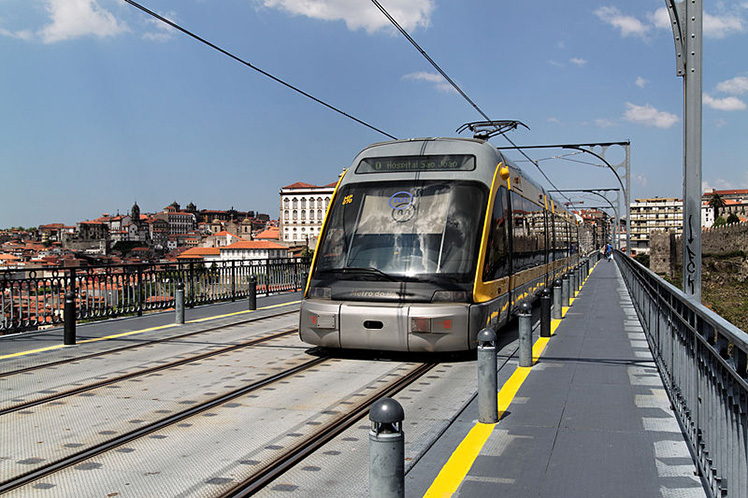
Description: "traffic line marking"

(0, 301), (300, 360)
(424, 262), (595, 496)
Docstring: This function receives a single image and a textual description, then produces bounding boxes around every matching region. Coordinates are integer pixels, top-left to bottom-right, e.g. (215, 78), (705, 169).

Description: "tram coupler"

(552, 279), (562, 320)
(518, 303), (533, 367)
(248, 276), (257, 311)
(63, 291), (76, 346)
(477, 328), (498, 424)
(540, 288), (551, 337)
(175, 282), (185, 325)
(369, 398), (404, 498)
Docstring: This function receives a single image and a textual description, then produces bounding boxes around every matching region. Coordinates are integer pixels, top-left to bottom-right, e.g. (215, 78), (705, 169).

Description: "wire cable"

(369, 0), (575, 207)
(124, 0), (397, 140)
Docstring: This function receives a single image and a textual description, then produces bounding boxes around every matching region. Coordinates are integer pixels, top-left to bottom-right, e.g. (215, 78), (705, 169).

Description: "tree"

(708, 193), (727, 219)
(727, 213), (740, 224)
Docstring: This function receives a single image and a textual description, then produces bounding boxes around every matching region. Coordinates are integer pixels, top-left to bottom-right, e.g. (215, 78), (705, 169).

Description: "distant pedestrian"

(604, 243), (613, 262)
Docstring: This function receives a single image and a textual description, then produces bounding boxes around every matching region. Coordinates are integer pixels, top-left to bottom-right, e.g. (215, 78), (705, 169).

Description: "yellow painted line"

(187, 300), (300, 323)
(551, 318), (561, 335)
(0, 300), (301, 360)
(422, 422), (495, 498)
(424, 333), (551, 497)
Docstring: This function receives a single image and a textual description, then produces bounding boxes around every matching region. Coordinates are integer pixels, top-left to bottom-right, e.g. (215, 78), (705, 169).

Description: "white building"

(279, 181), (336, 246)
(629, 197), (682, 255)
(220, 240), (288, 261)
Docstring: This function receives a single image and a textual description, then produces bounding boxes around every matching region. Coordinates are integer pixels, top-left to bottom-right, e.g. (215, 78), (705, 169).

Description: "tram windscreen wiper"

(325, 267), (398, 281)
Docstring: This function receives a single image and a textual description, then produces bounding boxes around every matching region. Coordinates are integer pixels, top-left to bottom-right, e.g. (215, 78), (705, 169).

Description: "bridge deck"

(0, 263), (710, 497)
(408, 259), (708, 497)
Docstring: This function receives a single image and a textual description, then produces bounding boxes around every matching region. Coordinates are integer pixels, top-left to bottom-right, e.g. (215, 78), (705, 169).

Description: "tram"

(299, 137), (579, 352)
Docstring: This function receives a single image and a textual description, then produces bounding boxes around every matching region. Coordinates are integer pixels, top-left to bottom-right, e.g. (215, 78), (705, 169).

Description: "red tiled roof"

(283, 182), (318, 189)
(254, 228), (280, 240)
(177, 247), (221, 259)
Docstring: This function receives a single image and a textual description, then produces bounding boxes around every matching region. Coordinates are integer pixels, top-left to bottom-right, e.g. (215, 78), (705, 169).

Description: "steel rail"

(0, 326), (299, 416)
(224, 362), (437, 497)
(0, 309), (299, 377)
(0, 355), (330, 494)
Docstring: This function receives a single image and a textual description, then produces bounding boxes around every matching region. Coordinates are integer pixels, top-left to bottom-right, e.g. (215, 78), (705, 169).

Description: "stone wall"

(650, 222), (748, 276)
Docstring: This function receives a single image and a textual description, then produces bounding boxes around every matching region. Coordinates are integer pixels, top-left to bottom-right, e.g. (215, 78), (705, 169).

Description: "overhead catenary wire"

(124, 0), (397, 140)
(368, 0), (576, 208)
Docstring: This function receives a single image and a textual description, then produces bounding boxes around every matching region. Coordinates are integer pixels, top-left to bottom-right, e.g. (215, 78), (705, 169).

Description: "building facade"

(629, 197), (683, 254)
(279, 182), (336, 246)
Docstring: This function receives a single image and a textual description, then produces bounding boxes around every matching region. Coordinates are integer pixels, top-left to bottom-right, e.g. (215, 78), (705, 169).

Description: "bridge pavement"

(408, 259), (708, 498)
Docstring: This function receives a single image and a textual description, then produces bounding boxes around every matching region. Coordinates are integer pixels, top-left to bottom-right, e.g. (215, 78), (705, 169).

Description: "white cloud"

(570, 57), (587, 66)
(595, 118), (617, 128)
(256, 0), (434, 33)
(703, 12), (745, 38)
(635, 76), (648, 88)
(595, 7), (649, 38)
(39, 0), (127, 43)
(623, 102), (679, 128)
(716, 76), (748, 95)
(142, 14), (176, 42)
(652, 7), (745, 39)
(634, 174), (648, 188)
(703, 93), (747, 111)
(0, 27), (34, 41)
(547, 117), (560, 124)
(402, 71), (455, 93)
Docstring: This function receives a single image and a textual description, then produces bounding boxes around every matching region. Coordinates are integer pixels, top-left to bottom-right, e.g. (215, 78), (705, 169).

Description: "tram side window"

(511, 193), (544, 272)
(482, 187), (509, 281)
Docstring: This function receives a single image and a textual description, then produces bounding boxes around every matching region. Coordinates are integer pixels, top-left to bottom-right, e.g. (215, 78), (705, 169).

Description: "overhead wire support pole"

(497, 142), (631, 254)
(124, 0), (397, 141)
(666, 0), (702, 301)
(550, 189), (621, 250)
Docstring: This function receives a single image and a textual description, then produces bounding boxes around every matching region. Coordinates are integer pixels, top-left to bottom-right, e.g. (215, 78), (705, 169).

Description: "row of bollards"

(367, 258), (593, 497)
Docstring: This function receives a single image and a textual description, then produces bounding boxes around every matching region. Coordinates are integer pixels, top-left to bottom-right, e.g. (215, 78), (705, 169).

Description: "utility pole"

(666, 0), (702, 301)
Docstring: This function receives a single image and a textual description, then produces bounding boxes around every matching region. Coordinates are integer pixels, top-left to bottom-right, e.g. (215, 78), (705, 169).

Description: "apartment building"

(629, 197), (683, 254)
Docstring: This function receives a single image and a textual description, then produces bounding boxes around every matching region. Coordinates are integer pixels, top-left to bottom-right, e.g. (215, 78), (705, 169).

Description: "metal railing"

(1, 258), (310, 335)
(616, 251), (747, 498)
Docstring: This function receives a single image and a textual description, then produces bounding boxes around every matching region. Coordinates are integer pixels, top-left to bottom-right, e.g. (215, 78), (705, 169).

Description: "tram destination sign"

(356, 155), (475, 173)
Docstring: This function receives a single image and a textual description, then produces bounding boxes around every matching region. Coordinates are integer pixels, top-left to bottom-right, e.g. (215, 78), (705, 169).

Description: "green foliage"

(633, 253), (650, 268)
(714, 216), (727, 227)
(726, 213), (740, 224)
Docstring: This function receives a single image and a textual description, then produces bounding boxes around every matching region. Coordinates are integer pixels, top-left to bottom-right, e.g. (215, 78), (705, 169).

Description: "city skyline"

(2, 0), (747, 228)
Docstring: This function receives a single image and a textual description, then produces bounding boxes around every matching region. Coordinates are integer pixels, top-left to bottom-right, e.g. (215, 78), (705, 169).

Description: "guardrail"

(616, 251), (747, 498)
(1, 258), (310, 335)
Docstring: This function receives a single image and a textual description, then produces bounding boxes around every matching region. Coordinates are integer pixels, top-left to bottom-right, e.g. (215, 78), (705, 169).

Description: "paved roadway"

(0, 263), (710, 497)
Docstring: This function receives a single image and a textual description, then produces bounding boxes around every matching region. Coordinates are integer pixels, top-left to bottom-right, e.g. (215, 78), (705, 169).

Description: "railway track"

(0, 308), (299, 377)
(0, 356), (436, 495)
(0, 327), (299, 416)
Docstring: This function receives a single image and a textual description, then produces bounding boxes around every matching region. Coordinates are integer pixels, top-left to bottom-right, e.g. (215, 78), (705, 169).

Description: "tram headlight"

(308, 286), (332, 299)
(411, 317), (431, 333)
(431, 290), (470, 302)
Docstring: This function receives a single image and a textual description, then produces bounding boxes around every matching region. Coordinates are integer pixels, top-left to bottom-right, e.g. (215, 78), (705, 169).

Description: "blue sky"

(1, 0), (746, 228)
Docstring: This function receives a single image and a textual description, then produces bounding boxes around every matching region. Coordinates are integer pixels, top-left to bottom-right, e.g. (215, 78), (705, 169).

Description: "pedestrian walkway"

(420, 260), (707, 498)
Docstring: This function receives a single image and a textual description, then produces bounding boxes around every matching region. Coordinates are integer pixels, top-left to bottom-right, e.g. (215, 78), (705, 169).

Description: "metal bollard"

(518, 303), (533, 367)
(248, 276), (257, 311)
(552, 279), (562, 320)
(573, 269), (578, 295)
(540, 288), (551, 337)
(175, 282), (185, 325)
(562, 273), (570, 308)
(477, 328), (498, 424)
(369, 398), (404, 498)
(64, 291), (76, 346)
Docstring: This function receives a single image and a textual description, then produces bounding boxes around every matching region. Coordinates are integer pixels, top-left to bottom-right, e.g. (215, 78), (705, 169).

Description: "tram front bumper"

(299, 299), (471, 352)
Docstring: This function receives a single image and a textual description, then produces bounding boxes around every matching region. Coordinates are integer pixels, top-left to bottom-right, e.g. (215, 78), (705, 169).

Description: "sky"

(1, 0), (747, 228)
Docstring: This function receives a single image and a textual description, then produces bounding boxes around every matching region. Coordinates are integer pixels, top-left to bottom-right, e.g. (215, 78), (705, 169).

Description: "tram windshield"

(315, 181), (487, 284)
